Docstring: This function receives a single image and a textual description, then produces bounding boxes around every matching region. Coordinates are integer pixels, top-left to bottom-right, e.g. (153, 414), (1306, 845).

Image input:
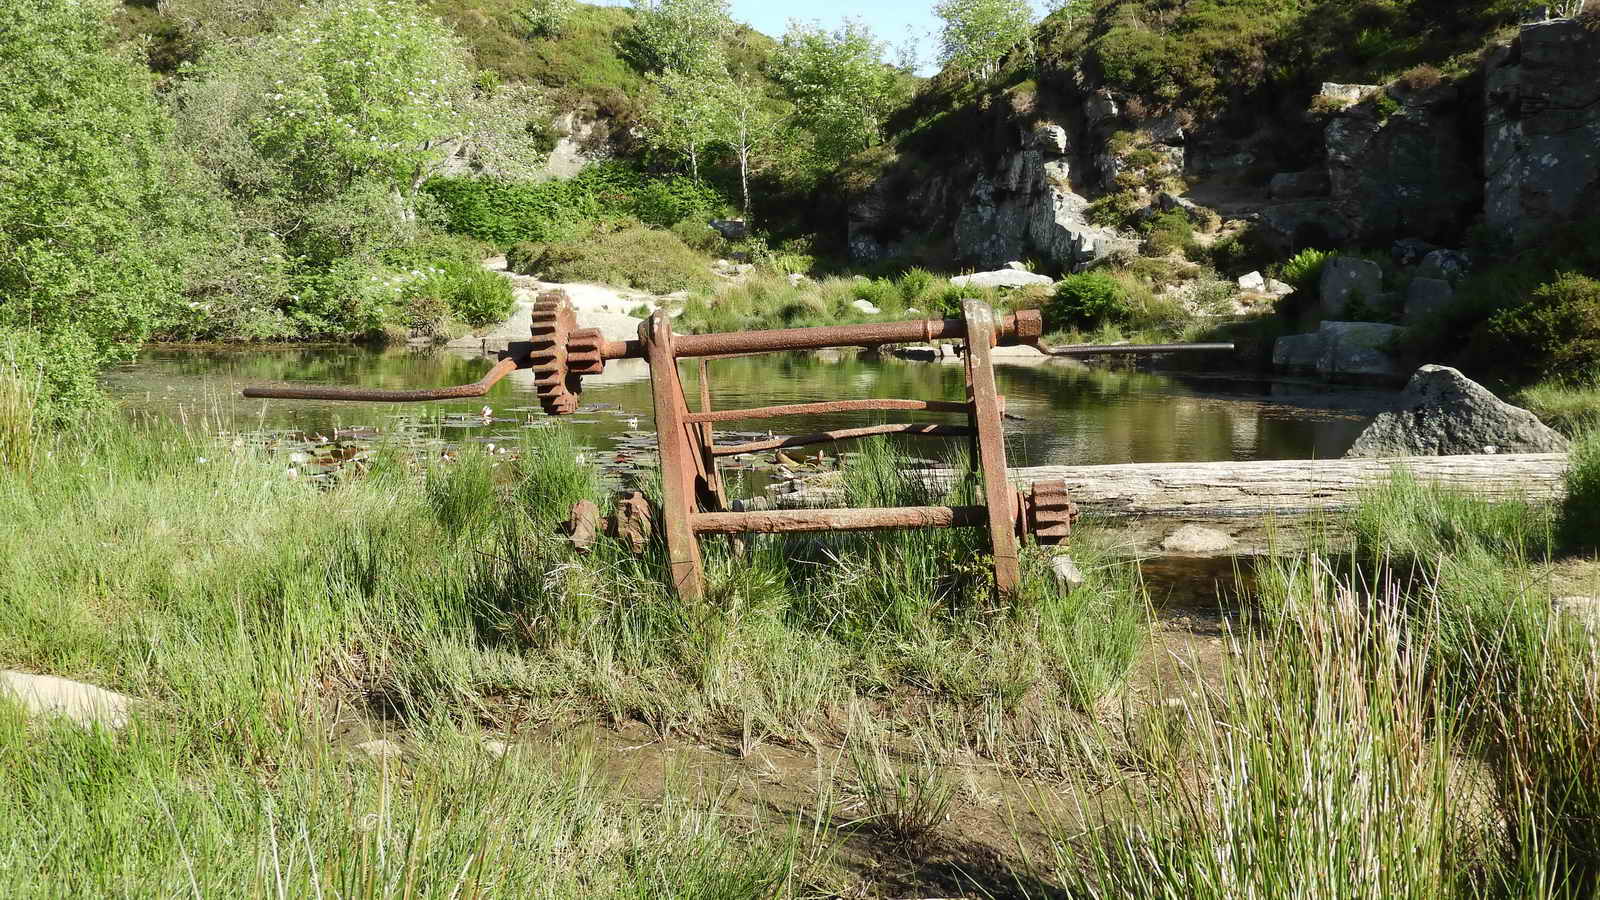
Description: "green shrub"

(669, 218), (725, 255)
(526, 224), (714, 294)
(1046, 273), (1128, 330)
(448, 266), (516, 327)
(1477, 274), (1600, 381)
(0, 330), (102, 430)
(896, 267), (939, 304)
(425, 163), (730, 247)
(1194, 226), (1274, 275)
(1277, 248), (1333, 295)
(1561, 429), (1600, 553)
(505, 241), (546, 274)
(1141, 210), (1195, 257)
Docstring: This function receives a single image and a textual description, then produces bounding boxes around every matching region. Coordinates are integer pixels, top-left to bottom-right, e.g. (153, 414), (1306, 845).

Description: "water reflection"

(104, 346), (1377, 467)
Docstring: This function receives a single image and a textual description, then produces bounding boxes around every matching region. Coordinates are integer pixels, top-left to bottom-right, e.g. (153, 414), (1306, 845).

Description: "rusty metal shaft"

(635, 310), (1042, 360)
(242, 356), (521, 402)
(710, 423), (973, 457)
(686, 398), (970, 424)
(691, 506), (990, 534)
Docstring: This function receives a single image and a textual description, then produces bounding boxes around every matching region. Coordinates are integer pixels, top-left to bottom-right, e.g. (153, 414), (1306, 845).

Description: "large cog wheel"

(529, 290), (583, 415)
(1025, 480), (1077, 546)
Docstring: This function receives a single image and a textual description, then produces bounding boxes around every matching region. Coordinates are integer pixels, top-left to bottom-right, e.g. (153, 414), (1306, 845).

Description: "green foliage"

(934, 0), (1036, 81)
(1561, 429), (1600, 552)
(669, 218), (726, 255)
(508, 222), (714, 294)
(1278, 248), (1334, 295)
(770, 19), (907, 167)
(0, 0), (216, 369)
(519, 0), (576, 39)
(1141, 210), (1196, 257)
(426, 163), (730, 248)
(1477, 274), (1600, 382)
(1046, 273), (1127, 330)
(1192, 227), (1276, 276)
(622, 0), (733, 77)
(505, 241), (545, 274)
(0, 330), (103, 429)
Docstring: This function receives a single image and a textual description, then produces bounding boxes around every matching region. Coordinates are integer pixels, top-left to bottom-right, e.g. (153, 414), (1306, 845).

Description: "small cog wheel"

(1026, 480), (1077, 546)
(529, 290), (581, 415)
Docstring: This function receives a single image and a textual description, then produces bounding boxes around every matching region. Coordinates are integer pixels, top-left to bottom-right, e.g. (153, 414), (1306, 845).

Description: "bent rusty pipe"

(242, 356), (521, 402)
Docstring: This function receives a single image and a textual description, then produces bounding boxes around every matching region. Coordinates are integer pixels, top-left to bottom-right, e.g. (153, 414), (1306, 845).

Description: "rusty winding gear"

(1025, 480), (1077, 546)
(529, 291), (586, 415)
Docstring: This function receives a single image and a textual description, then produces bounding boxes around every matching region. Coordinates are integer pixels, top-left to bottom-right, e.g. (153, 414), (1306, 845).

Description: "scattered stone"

(787, 273), (808, 286)
(1268, 169), (1332, 200)
(1156, 191), (1212, 226)
(1, 671), (137, 730)
(357, 738), (403, 761)
(481, 739), (510, 758)
(1273, 321), (1409, 380)
(851, 299), (881, 315)
(1005, 260), (1029, 271)
(1050, 555), (1086, 591)
(1318, 256), (1384, 318)
(708, 219), (748, 241)
(1345, 364), (1570, 457)
(1265, 278), (1295, 296)
(1405, 277), (1455, 321)
(892, 344), (944, 362)
(1161, 525), (1236, 555)
(949, 269), (1054, 289)
(1416, 249), (1471, 284)
(1237, 271), (1267, 292)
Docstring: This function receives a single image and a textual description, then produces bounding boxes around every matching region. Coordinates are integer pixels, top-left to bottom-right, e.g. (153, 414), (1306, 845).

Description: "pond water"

(105, 346), (1382, 474)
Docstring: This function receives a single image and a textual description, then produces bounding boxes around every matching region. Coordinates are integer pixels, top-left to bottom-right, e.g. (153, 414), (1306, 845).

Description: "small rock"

(1005, 261), (1029, 271)
(1161, 525), (1236, 555)
(851, 299), (881, 315)
(905, 307), (921, 315)
(1, 671), (137, 730)
(892, 344), (942, 362)
(1237, 271), (1267, 292)
(1345, 364), (1569, 457)
(949, 269), (1054, 289)
(1320, 82), (1381, 105)
(1051, 555), (1086, 591)
(1265, 278), (1295, 296)
(1391, 238), (1439, 266)
(357, 739), (403, 761)
(787, 273), (808, 286)
(1031, 124), (1068, 155)
(481, 739), (510, 758)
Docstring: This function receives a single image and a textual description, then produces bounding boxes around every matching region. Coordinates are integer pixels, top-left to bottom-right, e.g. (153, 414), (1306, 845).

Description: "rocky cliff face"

(851, 16), (1600, 268)
(1484, 18), (1600, 245)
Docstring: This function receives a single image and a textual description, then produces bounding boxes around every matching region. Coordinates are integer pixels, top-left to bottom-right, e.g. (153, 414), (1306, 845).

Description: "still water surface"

(106, 346), (1381, 468)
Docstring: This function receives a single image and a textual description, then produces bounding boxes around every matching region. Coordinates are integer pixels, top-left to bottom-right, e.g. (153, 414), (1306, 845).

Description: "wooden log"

(775, 454), (1569, 556)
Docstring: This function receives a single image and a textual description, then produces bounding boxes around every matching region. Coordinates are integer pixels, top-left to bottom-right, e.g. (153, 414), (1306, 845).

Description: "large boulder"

(950, 269), (1054, 289)
(1318, 256), (1384, 318)
(1345, 365), (1570, 457)
(1484, 19), (1600, 246)
(1273, 321), (1409, 380)
(1405, 277), (1455, 321)
(1268, 170), (1331, 200)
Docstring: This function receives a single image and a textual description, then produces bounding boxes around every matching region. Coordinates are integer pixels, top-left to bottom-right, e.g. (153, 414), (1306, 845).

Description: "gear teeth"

(529, 291), (583, 416)
(567, 328), (605, 376)
(1027, 480), (1077, 546)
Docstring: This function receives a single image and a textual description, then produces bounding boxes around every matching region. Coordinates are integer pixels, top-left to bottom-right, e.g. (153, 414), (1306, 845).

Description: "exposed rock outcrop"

(1345, 364), (1570, 457)
(950, 269), (1054, 289)
(1318, 256), (1384, 318)
(1484, 18), (1600, 246)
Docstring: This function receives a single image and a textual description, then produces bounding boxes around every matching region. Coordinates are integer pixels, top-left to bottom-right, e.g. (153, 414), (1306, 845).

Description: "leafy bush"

(1, 0), (218, 373)
(1046, 273), (1128, 330)
(506, 242), (546, 274)
(669, 218), (726, 255)
(1193, 226), (1275, 276)
(448, 267), (516, 327)
(1141, 210), (1195, 257)
(425, 163), (730, 248)
(1278, 248), (1334, 295)
(516, 223), (714, 293)
(0, 330), (102, 427)
(1477, 274), (1600, 381)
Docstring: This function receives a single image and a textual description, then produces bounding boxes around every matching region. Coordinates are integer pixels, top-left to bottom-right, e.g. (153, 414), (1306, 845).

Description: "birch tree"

(932, 0), (1035, 81)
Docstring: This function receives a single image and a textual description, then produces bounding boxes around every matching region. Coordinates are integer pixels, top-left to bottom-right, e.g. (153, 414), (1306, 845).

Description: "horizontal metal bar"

(669, 310), (1041, 359)
(710, 423), (974, 457)
(1046, 342), (1235, 357)
(691, 505), (988, 535)
(242, 356), (520, 402)
(685, 398), (971, 424)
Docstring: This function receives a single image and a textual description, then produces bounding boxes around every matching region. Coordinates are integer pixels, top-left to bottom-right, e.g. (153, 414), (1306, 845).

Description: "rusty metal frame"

(245, 291), (1230, 599)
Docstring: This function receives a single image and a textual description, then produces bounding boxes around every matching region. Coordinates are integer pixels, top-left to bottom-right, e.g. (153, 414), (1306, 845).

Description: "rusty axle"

(710, 423), (973, 457)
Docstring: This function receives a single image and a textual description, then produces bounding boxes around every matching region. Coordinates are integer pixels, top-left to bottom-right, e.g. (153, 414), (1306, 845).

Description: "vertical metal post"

(961, 300), (1021, 599)
(640, 311), (705, 600)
